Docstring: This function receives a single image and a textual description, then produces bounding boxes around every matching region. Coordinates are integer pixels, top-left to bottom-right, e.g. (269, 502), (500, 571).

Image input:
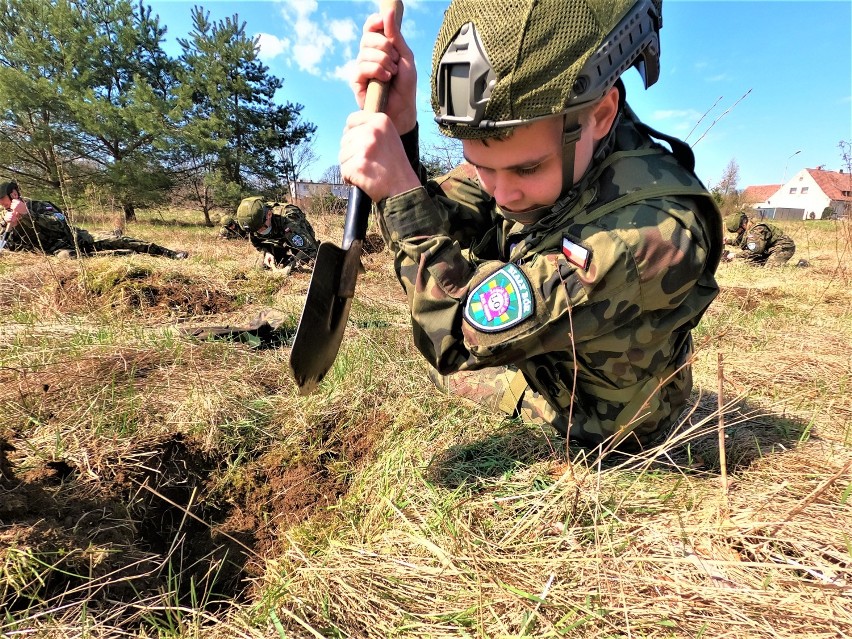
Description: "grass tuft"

(1, 212), (850, 637)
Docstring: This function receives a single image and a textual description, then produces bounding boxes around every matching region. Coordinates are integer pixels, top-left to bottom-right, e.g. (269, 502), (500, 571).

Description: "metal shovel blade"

(288, 0), (403, 395)
(289, 187), (369, 394)
(288, 241), (353, 395)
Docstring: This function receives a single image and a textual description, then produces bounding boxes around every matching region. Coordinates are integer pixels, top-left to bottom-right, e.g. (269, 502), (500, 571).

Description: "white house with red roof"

(742, 184), (781, 208)
(746, 168), (852, 220)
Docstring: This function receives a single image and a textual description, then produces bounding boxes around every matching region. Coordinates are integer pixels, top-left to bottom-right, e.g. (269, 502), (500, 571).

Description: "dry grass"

(1, 210), (850, 638)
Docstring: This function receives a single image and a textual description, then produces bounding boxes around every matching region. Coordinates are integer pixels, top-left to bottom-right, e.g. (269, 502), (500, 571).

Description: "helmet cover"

(236, 196), (268, 232)
(725, 213), (747, 233)
(432, 0), (662, 138)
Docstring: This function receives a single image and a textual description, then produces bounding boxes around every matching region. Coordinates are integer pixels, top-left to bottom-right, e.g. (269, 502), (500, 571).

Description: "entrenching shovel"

(289, 0), (403, 395)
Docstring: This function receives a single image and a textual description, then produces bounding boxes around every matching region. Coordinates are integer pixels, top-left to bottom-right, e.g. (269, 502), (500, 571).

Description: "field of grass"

(1, 206), (850, 638)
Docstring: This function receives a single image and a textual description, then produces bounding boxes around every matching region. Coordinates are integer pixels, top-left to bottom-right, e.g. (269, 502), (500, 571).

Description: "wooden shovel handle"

(340, 0), (404, 256)
(363, 0), (404, 115)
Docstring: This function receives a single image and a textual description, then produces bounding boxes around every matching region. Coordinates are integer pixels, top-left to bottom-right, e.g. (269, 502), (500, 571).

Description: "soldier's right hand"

(340, 110), (421, 203)
(352, 5), (417, 137)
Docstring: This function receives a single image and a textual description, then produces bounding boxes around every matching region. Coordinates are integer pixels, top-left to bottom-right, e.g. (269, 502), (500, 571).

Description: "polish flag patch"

(561, 237), (591, 270)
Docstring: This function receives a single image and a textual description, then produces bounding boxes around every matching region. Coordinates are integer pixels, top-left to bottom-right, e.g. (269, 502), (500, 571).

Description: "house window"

(789, 187), (797, 194)
(843, 190), (852, 197)
(801, 187), (809, 194)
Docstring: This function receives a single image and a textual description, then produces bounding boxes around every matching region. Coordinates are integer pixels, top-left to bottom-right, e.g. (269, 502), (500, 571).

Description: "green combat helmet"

(236, 196), (269, 232)
(432, 0), (662, 190)
(218, 213), (246, 239)
(725, 212), (748, 233)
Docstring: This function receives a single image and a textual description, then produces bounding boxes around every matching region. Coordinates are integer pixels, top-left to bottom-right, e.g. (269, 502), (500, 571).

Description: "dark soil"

(0, 265), (392, 629)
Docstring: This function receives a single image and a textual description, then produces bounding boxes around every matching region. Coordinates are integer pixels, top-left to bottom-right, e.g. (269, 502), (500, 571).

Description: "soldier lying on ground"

(0, 181), (188, 259)
(722, 212), (796, 267)
(218, 215), (249, 240)
(233, 196), (318, 273)
(341, 0), (723, 452)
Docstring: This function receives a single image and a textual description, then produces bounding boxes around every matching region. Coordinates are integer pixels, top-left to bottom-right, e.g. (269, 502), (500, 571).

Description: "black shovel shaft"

(342, 185), (371, 252)
(289, 0), (403, 395)
(338, 186), (372, 299)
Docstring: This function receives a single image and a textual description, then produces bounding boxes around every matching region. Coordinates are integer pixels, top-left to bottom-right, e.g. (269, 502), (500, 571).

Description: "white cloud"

(329, 18), (357, 44)
(651, 109), (706, 135)
(256, 33), (289, 61)
(333, 58), (359, 84)
(258, 0), (425, 80)
(268, 0), (360, 77)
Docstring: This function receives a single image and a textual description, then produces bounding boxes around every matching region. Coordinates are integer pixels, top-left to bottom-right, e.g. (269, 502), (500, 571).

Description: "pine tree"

(173, 7), (315, 220)
(0, 0), (177, 220)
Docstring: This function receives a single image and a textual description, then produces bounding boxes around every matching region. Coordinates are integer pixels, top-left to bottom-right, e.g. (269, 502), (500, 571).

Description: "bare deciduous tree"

(321, 165), (343, 185)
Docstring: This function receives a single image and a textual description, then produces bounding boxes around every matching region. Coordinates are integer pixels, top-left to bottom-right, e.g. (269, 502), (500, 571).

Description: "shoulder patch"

(464, 263), (534, 333)
(561, 236), (590, 270)
(290, 234), (305, 247)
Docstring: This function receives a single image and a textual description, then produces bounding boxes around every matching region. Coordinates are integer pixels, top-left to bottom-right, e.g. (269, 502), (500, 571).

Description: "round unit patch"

(464, 263), (534, 333)
(290, 234), (305, 247)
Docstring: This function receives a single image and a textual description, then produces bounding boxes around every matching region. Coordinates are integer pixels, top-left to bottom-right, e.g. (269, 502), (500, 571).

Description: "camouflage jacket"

(732, 222), (794, 256)
(2, 200), (95, 255)
(249, 204), (319, 266)
(377, 107), (722, 445)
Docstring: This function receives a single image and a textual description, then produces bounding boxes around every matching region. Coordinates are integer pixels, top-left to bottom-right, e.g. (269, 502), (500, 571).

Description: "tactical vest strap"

(633, 120), (696, 172)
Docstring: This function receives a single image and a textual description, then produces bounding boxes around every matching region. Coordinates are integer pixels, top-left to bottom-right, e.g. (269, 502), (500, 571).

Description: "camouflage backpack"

(8, 200), (81, 254)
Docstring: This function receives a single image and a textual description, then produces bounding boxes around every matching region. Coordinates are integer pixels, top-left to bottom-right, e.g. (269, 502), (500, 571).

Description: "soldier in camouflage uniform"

(341, 0), (722, 451)
(723, 212), (796, 266)
(235, 196), (318, 273)
(0, 181), (188, 259)
(218, 214), (249, 240)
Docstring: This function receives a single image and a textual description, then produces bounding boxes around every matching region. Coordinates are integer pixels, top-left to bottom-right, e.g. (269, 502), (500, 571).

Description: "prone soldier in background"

(723, 212), (796, 266)
(0, 181), (188, 259)
(234, 196), (318, 273)
(218, 215), (249, 240)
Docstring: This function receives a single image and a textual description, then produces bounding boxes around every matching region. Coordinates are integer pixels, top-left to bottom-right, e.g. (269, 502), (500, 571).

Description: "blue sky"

(147, 0), (852, 190)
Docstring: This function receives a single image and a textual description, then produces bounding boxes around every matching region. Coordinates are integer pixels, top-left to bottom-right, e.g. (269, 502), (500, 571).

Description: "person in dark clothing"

(234, 196), (318, 273)
(0, 181), (188, 259)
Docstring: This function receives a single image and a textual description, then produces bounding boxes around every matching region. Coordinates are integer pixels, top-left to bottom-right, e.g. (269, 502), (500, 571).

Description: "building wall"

(289, 181), (350, 205)
(763, 170), (831, 219)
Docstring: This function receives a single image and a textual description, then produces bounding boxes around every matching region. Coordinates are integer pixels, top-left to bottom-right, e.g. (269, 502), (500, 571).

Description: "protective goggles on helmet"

(434, 0), (661, 132)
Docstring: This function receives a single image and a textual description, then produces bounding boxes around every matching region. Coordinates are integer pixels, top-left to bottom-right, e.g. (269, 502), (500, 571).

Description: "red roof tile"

(742, 184), (780, 203)
(807, 168), (852, 201)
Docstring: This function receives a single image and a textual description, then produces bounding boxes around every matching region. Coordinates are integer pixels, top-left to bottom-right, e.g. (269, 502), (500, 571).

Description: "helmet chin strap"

(561, 115), (583, 196)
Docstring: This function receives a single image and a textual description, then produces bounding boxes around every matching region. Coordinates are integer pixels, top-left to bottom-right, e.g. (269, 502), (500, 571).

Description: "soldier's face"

(462, 117), (565, 223)
(256, 210), (273, 235)
(463, 88), (620, 224)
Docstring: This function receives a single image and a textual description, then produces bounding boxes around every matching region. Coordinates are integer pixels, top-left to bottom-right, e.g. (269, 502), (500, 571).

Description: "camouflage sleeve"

(743, 225), (770, 254)
(377, 163), (497, 253)
(379, 189), (711, 375)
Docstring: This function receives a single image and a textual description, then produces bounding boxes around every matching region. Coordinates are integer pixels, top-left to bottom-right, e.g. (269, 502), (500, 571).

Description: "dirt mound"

(54, 266), (236, 317)
(1, 434), (242, 617)
(212, 409), (390, 562)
